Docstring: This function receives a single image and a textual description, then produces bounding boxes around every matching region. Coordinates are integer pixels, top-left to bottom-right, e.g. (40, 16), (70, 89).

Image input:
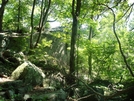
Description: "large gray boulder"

(11, 61), (45, 86)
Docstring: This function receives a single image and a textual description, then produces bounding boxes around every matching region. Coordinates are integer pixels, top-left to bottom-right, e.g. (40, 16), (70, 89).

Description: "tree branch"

(74, 76), (134, 100)
(116, 3), (134, 23)
(34, 0), (51, 48)
(102, 4), (134, 77)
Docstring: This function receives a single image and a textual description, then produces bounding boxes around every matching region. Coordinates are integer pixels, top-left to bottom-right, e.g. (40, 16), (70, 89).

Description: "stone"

(11, 61), (45, 86)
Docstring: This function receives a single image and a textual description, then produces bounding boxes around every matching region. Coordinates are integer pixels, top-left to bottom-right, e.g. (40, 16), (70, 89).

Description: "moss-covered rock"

(11, 61), (45, 86)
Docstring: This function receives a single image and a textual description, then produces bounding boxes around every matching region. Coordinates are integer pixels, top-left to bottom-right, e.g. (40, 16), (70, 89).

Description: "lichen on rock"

(11, 61), (45, 86)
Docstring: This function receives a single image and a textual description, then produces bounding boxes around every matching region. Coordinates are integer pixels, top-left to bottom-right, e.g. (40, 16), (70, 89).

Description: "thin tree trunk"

(0, 0), (9, 32)
(17, 0), (21, 32)
(0, 10), (4, 32)
(88, 26), (93, 75)
(30, 0), (36, 49)
(70, 16), (77, 75)
(34, 0), (51, 48)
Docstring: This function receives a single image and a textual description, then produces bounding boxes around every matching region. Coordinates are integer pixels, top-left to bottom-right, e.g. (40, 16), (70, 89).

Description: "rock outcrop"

(11, 61), (45, 86)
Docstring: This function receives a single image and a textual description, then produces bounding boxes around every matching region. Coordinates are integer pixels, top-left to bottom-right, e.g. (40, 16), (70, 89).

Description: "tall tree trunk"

(0, 0), (9, 32)
(30, 0), (36, 49)
(70, 0), (81, 75)
(88, 14), (94, 76)
(70, 14), (77, 76)
(88, 26), (93, 75)
(17, 0), (21, 32)
(69, 0), (81, 96)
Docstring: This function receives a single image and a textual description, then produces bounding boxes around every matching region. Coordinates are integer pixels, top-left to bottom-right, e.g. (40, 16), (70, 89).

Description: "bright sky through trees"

(49, 21), (61, 28)
(128, 0), (134, 4)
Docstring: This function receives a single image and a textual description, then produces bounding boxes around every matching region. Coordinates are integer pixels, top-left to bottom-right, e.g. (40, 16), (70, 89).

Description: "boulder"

(11, 61), (45, 86)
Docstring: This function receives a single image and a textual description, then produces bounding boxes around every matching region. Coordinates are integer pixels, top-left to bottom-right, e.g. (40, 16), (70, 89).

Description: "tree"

(30, 0), (51, 49)
(69, 0), (81, 85)
(88, 17), (93, 76)
(30, 0), (36, 49)
(3, 0), (31, 32)
(16, 0), (21, 32)
(106, 4), (134, 77)
(0, 0), (8, 32)
(34, 0), (51, 48)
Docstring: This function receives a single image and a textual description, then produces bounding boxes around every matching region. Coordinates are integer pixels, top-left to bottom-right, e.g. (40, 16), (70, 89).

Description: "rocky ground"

(0, 63), (67, 101)
(0, 50), (134, 101)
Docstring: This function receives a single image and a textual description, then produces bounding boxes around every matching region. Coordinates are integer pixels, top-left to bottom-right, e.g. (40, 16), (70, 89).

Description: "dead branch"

(74, 76), (134, 100)
(77, 94), (95, 101)
(105, 86), (134, 100)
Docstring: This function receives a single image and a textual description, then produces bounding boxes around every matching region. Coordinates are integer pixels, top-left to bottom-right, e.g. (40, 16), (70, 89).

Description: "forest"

(0, 0), (134, 101)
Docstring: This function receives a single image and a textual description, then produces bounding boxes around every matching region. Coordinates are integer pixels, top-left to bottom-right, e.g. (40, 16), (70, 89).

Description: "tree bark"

(70, 0), (81, 76)
(70, 0), (81, 75)
(0, 0), (9, 32)
(17, 0), (21, 32)
(30, 0), (36, 49)
(69, 0), (81, 96)
(88, 26), (93, 75)
(34, 0), (51, 48)
(70, 14), (77, 76)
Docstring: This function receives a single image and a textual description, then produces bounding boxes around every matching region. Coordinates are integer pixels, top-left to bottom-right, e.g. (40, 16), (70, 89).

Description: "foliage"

(0, 0), (134, 100)
(3, 0), (31, 31)
(7, 36), (28, 52)
(28, 38), (52, 65)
